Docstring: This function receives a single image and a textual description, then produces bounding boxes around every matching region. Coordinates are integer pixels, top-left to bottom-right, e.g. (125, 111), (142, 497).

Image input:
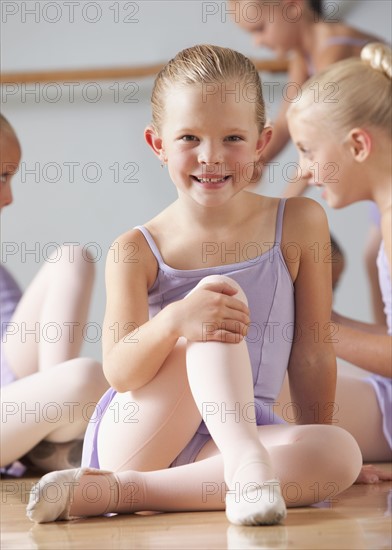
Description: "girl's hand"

(168, 281), (250, 344)
(355, 464), (392, 484)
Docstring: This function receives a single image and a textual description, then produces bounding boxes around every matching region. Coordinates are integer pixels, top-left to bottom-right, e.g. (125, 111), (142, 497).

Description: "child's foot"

(26, 467), (109, 523)
(225, 479), (287, 526)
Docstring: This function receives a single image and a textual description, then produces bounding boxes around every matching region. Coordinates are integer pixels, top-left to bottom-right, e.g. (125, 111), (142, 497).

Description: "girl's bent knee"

(197, 275), (248, 305)
(65, 358), (107, 397)
(50, 245), (95, 282)
(320, 425), (362, 488)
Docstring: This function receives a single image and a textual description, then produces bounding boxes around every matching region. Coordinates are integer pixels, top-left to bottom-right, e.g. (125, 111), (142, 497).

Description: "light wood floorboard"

(1, 464), (391, 549)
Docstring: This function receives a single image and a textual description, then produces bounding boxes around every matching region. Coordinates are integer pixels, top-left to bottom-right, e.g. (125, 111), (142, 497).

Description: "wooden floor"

(1, 465), (391, 550)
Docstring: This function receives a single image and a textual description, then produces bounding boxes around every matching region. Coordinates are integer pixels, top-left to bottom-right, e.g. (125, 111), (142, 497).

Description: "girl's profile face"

(287, 112), (356, 209)
(231, 0), (301, 54)
(152, 81), (269, 208)
(0, 132), (21, 211)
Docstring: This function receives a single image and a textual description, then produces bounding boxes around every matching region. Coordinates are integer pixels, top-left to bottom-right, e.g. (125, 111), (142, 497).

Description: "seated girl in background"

(27, 45), (361, 526)
(0, 114), (108, 475)
(282, 43), (392, 480)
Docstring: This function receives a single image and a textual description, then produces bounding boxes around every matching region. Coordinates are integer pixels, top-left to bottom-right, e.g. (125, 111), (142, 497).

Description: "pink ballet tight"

(96, 275), (281, 522)
(1, 245), (108, 466)
(28, 422), (362, 523)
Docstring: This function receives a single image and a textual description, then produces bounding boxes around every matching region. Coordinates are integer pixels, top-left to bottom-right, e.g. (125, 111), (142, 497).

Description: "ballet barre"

(0, 58), (288, 84)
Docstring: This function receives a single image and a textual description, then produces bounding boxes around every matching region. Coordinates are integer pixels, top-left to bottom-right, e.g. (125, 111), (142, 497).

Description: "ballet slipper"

(26, 467), (114, 523)
(225, 479), (287, 526)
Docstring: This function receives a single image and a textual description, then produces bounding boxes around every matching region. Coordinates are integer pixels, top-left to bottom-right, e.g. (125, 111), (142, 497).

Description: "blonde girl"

(285, 43), (392, 479)
(27, 45), (361, 526)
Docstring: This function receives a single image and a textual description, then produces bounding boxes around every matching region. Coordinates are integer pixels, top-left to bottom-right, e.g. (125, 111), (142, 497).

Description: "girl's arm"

(102, 229), (180, 392)
(331, 323), (391, 377)
(102, 229), (250, 392)
(331, 311), (387, 334)
(262, 53), (308, 165)
(284, 198), (337, 424)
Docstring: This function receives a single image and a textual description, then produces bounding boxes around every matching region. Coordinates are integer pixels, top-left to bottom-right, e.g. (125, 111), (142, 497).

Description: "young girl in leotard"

(27, 45), (361, 526)
(285, 43), (392, 480)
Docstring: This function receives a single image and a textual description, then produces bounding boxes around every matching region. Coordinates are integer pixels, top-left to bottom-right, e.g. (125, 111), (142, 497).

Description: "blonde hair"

(150, 44), (266, 133)
(288, 43), (392, 135)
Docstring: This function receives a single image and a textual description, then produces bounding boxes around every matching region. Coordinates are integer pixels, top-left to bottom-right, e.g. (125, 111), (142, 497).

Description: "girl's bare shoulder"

(107, 226), (159, 289)
(283, 196), (328, 235)
(315, 22), (381, 66)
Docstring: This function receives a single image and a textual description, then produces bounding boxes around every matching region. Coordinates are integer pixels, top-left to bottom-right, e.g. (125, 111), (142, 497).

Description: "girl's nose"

(0, 183), (13, 208)
(198, 144), (224, 166)
(299, 161), (313, 182)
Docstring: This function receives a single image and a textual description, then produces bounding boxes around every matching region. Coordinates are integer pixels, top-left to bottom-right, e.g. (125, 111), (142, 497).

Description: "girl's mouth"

(192, 175), (230, 184)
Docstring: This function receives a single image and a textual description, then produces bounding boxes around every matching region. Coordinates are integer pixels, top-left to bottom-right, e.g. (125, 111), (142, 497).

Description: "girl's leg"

(50, 275), (287, 524)
(97, 339), (203, 472)
(27, 423), (362, 523)
(1, 358), (108, 466)
(86, 275), (284, 523)
(276, 373), (390, 462)
(185, 275), (285, 523)
(29, 274), (358, 524)
(97, 276), (273, 480)
(195, 423), (362, 506)
(334, 375), (390, 462)
(3, 245), (95, 378)
(96, 273), (259, 474)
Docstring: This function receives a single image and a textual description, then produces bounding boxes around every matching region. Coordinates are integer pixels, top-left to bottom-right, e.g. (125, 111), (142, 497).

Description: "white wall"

(1, 0), (391, 360)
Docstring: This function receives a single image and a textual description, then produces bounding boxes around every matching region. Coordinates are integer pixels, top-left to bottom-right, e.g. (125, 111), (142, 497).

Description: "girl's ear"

(255, 126), (273, 160)
(346, 128), (372, 162)
(248, 127), (274, 187)
(145, 126), (165, 160)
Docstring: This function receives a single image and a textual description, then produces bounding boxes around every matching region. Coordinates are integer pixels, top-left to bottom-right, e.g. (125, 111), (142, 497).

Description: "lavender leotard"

(305, 36), (371, 75)
(82, 199), (294, 468)
(0, 265), (22, 387)
(365, 242), (392, 449)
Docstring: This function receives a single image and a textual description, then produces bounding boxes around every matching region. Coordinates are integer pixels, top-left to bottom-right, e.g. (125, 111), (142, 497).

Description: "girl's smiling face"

(287, 112), (360, 209)
(146, 82), (271, 208)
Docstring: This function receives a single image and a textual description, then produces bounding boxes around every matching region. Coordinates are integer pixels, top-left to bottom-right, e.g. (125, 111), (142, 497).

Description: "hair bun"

(361, 42), (392, 79)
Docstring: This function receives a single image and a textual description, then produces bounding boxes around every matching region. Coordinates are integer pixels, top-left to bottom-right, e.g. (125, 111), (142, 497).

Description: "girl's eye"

(299, 146), (311, 157)
(226, 136), (242, 142)
(298, 143), (310, 154)
(180, 135), (198, 142)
